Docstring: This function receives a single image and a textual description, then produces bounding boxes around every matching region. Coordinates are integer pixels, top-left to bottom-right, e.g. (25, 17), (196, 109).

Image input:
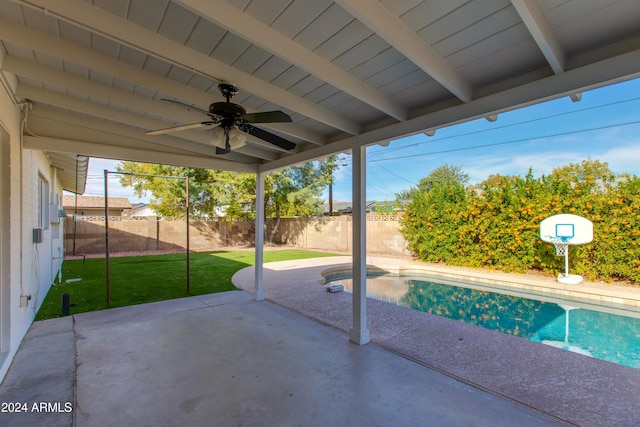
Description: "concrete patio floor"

(1, 255), (638, 426)
(2, 291), (561, 427)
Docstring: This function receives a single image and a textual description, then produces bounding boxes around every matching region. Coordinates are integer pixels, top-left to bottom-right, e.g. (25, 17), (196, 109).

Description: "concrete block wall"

(65, 214), (408, 257)
(271, 214), (410, 256)
(65, 217), (257, 254)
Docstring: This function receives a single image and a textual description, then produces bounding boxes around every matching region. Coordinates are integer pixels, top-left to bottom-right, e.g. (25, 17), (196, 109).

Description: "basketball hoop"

(550, 238), (569, 257)
(540, 214), (593, 285)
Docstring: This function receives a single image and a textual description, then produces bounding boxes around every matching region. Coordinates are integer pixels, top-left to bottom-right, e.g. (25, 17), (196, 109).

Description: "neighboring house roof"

(323, 200), (353, 213)
(62, 195), (132, 210)
(123, 203), (158, 217)
(323, 200), (387, 214)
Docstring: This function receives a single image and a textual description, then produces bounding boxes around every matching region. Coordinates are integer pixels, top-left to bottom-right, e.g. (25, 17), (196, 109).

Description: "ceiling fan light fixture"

(207, 126), (246, 150)
(207, 126), (225, 147)
(228, 127), (246, 149)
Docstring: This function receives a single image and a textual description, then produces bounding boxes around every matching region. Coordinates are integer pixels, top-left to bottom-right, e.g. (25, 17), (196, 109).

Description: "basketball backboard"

(540, 214), (593, 245)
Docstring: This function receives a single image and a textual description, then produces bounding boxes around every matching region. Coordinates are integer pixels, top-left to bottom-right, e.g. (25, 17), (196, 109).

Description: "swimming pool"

(324, 273), (640, 369)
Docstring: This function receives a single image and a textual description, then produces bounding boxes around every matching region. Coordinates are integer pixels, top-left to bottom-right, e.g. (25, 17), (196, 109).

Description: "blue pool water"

(325, 273), (640, 369)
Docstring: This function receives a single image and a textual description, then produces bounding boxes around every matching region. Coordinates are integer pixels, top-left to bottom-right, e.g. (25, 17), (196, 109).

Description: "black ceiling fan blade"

(145, 122), (214, 136)
(160, 99), (209, 115)
(243, 124), (296, 150)
(242, 110), (292, 123)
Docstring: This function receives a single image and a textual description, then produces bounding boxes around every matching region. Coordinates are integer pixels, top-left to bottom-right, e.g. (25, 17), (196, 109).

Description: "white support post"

(254, 171), (265, 301)
(350, 142), (370, 345)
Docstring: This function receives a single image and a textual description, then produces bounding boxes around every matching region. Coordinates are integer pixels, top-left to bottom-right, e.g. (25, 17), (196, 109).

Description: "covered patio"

(3, 256), (640, 426)
(2, 0), (639, 346)
(1, 0), (640, 424)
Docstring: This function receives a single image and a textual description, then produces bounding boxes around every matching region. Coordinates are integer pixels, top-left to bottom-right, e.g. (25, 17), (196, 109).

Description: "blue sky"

(83, 77), (640, 203)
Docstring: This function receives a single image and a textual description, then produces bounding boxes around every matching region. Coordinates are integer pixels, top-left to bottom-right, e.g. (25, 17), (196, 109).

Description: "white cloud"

(461, 142), (640, 184)
(462, 151), (576, 184)
(594, 143), (640, 175)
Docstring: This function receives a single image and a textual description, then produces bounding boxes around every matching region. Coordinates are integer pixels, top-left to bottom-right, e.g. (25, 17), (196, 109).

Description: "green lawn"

(36, 249), (340, 320)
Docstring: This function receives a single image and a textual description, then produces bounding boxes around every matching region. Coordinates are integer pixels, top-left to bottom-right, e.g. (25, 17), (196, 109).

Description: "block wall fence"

(64, 214), (410, 257)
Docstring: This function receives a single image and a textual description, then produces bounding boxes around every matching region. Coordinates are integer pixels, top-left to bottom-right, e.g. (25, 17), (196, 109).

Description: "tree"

(473, 173), (518, 190)
(550, 158), (616, 187)
(117, 158), (335, 242)
(116, 163), (254, 219)
(396, 164), (470, 201)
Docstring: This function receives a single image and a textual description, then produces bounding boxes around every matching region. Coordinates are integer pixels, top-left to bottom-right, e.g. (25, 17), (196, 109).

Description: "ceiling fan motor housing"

(209, 101), (246, 116)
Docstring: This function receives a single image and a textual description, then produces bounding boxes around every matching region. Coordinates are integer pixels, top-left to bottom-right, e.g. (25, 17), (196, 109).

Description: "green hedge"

(400, 167), (640, 283)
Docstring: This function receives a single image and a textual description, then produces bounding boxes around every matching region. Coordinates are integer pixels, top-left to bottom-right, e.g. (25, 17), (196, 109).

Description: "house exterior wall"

(0, 70), (65, 382)
(21, 149), (65, 312)
(0, 68), (21, 382)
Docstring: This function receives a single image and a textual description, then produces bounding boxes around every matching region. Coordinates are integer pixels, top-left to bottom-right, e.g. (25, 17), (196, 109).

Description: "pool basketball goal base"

(557, 273), (586, 285)
(540, 214), (594, 285)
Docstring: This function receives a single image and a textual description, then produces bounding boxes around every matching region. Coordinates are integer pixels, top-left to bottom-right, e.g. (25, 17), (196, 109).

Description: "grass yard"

(36, 249), (340, 320)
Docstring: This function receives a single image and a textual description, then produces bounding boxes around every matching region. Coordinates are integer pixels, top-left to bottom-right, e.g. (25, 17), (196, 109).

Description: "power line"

(370, 161), (416, 186)
(371, 119), (640, 162)
(368, 95), (640, 159)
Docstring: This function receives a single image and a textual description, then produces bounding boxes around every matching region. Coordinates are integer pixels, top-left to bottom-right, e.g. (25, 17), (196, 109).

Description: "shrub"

(400, 162), (640, 283)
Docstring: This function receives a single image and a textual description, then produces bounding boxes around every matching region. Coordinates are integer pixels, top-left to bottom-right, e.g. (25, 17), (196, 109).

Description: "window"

(38, 174), (49, 229)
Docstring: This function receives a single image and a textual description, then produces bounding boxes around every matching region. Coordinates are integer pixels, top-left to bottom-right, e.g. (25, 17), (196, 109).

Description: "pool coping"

(320, 261), (640, 317)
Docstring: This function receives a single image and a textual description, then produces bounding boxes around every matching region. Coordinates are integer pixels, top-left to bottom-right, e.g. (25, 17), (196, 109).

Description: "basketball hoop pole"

(564, 245), (570, 277)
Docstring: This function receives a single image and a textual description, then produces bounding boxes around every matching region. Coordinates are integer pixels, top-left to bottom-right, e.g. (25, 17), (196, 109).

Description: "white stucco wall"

(0, 65), (65, 382)
(0, 63), (21, 381)
(21, 149), (65, 312)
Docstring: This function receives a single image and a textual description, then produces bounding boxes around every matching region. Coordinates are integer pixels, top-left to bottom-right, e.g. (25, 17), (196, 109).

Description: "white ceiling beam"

(4, 56), (299, 156)
(24, 135), (257, 173)
(24, 92), (261, 164)
(19, 85), (214, 156)
(27, 107), (229, 156)
(26, 107), (259, 166)
(15, 82), (281, 161)
(0, 48), (19, 105)
(24, 112), (258, 172)
(0, 19), (325, 145)
(335, 0), (474, 103)
(27, 104), (280, 164)
(260, 48), (640, 172)
(3, 56), (205, 124)
(511, 0), (584, 103)
(176, 0), (408, 121)
(511, 0), (566, 74)
(0, 9), (354, 136)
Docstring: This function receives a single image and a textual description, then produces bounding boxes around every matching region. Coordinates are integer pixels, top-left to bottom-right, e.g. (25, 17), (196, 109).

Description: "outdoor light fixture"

(206, 126), (247, 150)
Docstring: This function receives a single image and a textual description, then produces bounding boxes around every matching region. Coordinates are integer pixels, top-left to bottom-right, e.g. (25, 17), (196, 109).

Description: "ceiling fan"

(146, 83), (296, 155)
